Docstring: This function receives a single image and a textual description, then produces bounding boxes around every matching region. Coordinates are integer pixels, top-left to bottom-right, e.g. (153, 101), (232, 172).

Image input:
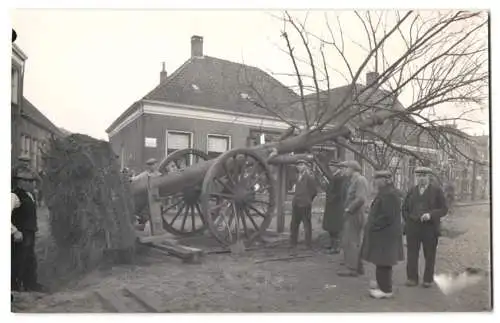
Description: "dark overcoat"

(402, 184), (448, 236)
(361, 184), (404, 266)
(322, 174), (348, 233)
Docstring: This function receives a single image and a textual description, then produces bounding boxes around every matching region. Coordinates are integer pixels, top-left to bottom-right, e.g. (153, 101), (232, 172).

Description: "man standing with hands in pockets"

(403, 166), (448, 288)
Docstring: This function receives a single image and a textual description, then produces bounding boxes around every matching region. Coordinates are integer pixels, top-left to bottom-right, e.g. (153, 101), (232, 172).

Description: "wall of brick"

(110, 112), (284, 173)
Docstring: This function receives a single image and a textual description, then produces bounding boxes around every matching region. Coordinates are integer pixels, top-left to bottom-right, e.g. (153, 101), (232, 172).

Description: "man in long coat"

(337, 160), (370, 277)
(361, 170), (404, 299)
(322, 163), (348, 254)
(403, 166), (448, 288)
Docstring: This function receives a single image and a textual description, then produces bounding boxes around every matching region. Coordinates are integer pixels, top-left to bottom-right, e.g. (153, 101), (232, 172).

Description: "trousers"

(376, 265), (393, 293)
(328, 231), (341, 250)
(11, 230), (38, 290)
(290, 204), (312, 247)
(342, 213), (365, 272)
(406, 224), (439, 283)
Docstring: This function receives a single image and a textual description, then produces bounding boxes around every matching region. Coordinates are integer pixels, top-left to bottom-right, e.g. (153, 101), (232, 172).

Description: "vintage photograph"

(10, 9), (490, 313)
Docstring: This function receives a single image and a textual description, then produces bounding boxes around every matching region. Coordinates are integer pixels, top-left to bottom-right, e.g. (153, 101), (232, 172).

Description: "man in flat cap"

(402, 166), (448, 288)
(132, 158), (162, 230)
(337, 160), (370, 277)
(361, 170), (404, 298)
(290, 159), (318, 253)
(11, 170), (45, 292)
(322, 161), (349, 254)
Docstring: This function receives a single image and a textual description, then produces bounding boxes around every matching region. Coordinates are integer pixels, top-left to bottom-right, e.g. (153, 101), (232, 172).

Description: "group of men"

(289, 158), (448, 299)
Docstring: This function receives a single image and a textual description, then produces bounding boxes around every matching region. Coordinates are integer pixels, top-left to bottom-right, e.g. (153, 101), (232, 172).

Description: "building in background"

(12, 43), (27, 165)
(11, 42), (62, 172)
(106, 35), (300, 173)
(19, 98), (62, 172)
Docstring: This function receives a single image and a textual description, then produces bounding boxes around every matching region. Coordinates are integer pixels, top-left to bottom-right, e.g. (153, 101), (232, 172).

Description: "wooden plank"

(152, 241), (204, 264)
(138, 233), (176, 244)
(124, 287), (169, 313)
(95, 290), (130, 313)
(254, 255), (313, 264)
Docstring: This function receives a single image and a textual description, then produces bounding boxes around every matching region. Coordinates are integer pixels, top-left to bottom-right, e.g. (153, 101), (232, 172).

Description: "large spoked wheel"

(157, 149), (211, 236)
(200, 148), (276, 246)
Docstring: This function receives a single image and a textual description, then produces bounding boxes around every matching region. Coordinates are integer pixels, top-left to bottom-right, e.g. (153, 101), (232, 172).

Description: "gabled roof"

(303, 84), (406, 124)
(106, 56), (302, 134)
(21, 97), (62, 137)
(144, 56), (300, 118)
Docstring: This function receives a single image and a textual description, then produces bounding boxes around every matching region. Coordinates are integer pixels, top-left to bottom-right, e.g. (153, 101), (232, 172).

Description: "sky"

(11, 9), (489, 140)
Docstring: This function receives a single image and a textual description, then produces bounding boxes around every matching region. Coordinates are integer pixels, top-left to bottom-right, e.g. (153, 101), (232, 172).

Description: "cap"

(18, 154), (31, 162)
(146, 158), (158, 165)
(13, 170), (36, 181)
(415, 166), (432, 175)
(374, 170), (392, 179)
(339, 160), (362, 172)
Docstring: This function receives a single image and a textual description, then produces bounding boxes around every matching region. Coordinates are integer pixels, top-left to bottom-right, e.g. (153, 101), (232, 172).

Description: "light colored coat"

(341, 172), (370, 271)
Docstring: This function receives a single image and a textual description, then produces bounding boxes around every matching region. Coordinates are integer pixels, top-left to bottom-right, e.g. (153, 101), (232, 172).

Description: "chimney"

(366, 71), (379, 87)
(160, 62), (168, 84)
(191, 35), (203, 58)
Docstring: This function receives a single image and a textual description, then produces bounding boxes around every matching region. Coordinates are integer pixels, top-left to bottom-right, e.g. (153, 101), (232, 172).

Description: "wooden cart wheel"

(200, 148), (276, 246)
(157, 148), (211, 236)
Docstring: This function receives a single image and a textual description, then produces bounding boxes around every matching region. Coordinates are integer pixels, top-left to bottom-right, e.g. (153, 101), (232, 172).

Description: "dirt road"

(13, 203), (491, 313)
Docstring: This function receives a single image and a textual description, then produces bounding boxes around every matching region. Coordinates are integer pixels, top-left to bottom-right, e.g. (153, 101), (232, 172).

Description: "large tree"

(242, 10), (488, 173)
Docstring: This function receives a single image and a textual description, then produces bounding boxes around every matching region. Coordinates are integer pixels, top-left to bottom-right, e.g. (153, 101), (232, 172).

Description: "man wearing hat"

(11, 170), (44, 292)
(337, 160), (370, 277)
(132, 158), (162, 229)
(361, 170), (404, 299)
(132, 158), (161, 181)
(322, 161), (349, 254)
(290, 159), (318, 252)
(402, 166), (448, 288)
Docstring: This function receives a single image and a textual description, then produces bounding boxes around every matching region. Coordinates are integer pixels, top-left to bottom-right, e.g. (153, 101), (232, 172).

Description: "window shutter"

(208, 136), (229, 153)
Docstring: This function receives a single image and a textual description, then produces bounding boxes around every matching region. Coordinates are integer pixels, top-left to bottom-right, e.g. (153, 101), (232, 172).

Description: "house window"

(24, 135), (31, 157)
(31, 138), (37, 169)
(11, 68), (19, 104)
(166, 131), (192, 157)
(207, 135), (231, 159)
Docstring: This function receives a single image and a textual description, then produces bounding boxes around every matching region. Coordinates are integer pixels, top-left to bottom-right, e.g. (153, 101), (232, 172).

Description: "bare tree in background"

(242, 10), (488, 177)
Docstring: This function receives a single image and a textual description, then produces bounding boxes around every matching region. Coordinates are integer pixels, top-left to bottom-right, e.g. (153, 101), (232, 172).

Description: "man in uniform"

(361, 170), (404, 298)
(337, 160), (370, 277)
(403, 166), (448, 288)
(290, 159), (318, 253)
(11, 170), (45, 292)
(322, 162), (348, 254)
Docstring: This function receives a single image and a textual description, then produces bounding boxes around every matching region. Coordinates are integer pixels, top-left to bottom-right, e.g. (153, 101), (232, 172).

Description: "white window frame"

(206, 134), (231, 157)
(11, 68), (19, 104)
(165, 130), (194, 159)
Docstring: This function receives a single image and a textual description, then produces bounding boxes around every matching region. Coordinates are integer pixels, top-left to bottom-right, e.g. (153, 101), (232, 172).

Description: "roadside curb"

(454, 201), (490, 208)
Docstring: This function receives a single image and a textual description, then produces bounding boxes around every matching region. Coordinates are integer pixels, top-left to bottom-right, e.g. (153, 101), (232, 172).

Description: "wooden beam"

(138, 233), (176, 244)
(95, 290), (130, 313)
(152, 241), (204, 264)
(124, 287), (169, 313)
(276, 165), (287, 233)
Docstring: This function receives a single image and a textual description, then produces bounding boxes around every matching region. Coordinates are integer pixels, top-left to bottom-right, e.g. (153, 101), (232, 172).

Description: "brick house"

(18, 97), (63, 172)
(106, 35), (301, 173)
(11, 42), (62, 172)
